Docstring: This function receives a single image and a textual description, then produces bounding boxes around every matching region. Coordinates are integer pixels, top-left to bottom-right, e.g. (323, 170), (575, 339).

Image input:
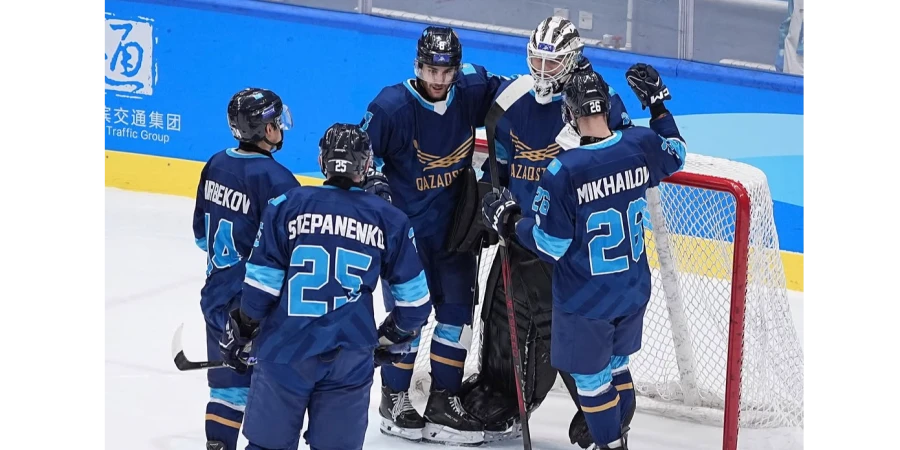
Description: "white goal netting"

(409, 153), (803, 445)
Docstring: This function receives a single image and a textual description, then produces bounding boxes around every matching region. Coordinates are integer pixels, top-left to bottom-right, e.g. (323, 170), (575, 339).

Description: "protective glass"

(275, 104), (293, 131)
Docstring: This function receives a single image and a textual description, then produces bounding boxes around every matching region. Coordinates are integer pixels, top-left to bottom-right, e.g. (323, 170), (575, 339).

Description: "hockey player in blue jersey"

(360, 26), (506, 444)
(217, 123), (432, 450)
(462, 17), (635, 444)
(191, 88), (300, 450)
(481, 67), (686, 449)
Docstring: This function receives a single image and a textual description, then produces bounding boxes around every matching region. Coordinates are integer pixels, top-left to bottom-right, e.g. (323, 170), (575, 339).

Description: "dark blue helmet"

(226, 88), (292, 149)
(562, 70), (610, 125)
(318, 123), (373, 180)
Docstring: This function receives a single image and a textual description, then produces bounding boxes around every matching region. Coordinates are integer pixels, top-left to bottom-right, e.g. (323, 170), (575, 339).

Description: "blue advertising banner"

(104, 0), (803, 289)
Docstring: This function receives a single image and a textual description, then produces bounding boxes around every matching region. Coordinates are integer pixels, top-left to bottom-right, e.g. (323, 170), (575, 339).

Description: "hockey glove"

(482, 187), (522, 239)
(218, 308), (260, 375)
(374, 313), (419, 366)
(362, 167), (392, 203)
(625, 63), (671, 111)
(573, 55), (594, 74)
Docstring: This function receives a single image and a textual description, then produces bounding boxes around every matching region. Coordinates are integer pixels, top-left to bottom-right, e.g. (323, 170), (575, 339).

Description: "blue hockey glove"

(482, 187), (522, 239)
(218, 308), (260, 375)
(374, 313), (419, 366)
(362, 167), (392, 203)
(625, 63), (671, 110)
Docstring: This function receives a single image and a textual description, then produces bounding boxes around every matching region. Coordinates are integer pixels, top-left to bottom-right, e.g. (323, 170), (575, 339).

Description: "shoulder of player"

(243, 156), (295, 183)
(347, 192), (411, 232)
(456, 63), (504, 87)
(370, 83), (415, 116)
(205, 148), (230, 165)
(620, 125), (658, 142)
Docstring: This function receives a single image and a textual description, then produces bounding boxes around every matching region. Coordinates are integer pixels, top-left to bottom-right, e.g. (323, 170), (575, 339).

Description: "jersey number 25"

(288, 245), (373, 318)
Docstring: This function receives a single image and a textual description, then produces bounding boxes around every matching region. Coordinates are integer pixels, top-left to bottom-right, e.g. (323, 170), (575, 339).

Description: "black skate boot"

(379, 384), (425, 441)
(423, 388), (485, 445)
(574, 412), (631, 450)
(569, 410), (594, 449)
(205, 441), (225, 450)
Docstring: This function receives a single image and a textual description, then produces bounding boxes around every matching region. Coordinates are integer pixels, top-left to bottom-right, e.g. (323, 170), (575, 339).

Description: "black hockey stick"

(484, 74), (535, 450)
(171, 323), (228, 371)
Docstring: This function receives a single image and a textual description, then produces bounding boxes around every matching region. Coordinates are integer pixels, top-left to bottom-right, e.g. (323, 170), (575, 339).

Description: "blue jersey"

(240, 185), (432, 364)
(361, 63), (504, 240)
(514, 114), (686, 320)
(481, 72), (632, 210)
(192, 148), (300, 314)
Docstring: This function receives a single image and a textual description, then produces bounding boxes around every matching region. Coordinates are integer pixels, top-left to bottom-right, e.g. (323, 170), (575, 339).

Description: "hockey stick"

(484, 74), (535, 450)
(170, 323), (228, 371)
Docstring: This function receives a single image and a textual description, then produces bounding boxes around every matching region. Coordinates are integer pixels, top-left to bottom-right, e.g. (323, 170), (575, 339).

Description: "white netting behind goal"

(409, 153), (804, 443)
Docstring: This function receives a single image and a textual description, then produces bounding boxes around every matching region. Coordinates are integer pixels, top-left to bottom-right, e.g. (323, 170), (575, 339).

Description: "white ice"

(105, 188), (804, 450)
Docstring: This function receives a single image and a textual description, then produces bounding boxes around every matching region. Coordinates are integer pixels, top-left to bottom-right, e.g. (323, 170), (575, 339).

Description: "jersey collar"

(579, 131), (623, 150)
(403, 79), (456, 115)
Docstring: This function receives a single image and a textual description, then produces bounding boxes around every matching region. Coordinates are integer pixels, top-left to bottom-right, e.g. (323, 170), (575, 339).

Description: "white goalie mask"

(527, 17), (584, 105)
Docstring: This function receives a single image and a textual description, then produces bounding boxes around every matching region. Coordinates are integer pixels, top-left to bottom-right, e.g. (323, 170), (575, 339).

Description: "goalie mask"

(527, 17), (584, 105)
(562, 71), (610, 134)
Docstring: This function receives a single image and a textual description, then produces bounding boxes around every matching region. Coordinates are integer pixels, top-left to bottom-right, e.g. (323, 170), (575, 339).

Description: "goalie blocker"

(444, 165), (622, 447)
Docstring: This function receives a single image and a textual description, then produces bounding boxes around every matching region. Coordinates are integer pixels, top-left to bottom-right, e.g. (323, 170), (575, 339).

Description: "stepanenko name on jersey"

(288, 213), (386, 250)
(577, 166), (650, 205)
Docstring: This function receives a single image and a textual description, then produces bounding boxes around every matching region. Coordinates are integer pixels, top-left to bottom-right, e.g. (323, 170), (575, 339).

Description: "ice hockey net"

(409, 149), (804, 450)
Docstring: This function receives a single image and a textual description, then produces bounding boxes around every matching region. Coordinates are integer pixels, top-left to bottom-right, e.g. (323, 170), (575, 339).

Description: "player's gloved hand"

(218, 308), (260, 375)
(362, 167), (392, 203)
(482, 187), (522, 239)
(374, 313), (419, 366)
(625, 63), (671, 110)
(573, 55), (593, 74)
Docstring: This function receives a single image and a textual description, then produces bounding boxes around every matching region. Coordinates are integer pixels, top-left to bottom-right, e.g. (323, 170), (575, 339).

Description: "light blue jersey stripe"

(532, 226), (571, 260)
(244, 263), (285, 295)
(391, 270), (430, 306)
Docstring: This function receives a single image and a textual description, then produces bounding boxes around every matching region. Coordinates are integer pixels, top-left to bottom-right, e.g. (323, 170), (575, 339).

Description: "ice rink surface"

(105, 188), (804, 450)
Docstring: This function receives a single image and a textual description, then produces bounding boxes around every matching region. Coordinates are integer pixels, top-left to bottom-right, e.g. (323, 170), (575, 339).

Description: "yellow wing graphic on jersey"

(511, 130), (561, 162)
(415, 132), (474, 171)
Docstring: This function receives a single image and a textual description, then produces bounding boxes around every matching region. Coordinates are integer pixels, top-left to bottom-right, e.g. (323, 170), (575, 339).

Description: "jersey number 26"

(587, 198), (649, 276)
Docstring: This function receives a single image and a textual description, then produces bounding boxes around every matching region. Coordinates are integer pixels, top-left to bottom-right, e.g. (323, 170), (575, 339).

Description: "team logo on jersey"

(415, 133), (474, 170)
(509, 130), (561, 182)
(512, 131), (562, 162)
(414, 132), (473, 190)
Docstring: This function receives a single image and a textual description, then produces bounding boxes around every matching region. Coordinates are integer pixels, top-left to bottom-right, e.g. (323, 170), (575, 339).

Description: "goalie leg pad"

(461, 241), (557, 429)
